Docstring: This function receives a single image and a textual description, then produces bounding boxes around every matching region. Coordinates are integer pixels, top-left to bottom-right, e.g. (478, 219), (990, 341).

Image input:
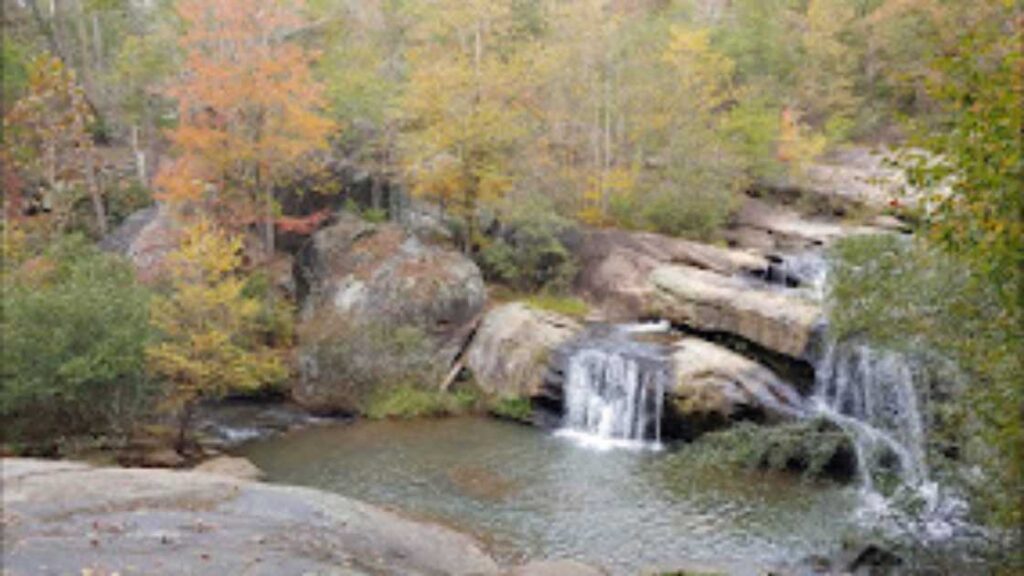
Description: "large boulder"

(2, 458), (499, 575)
(466, 303), (582, 399)
(665, 338), (805, 439)
(99, 205), (180, 281)
(576, 227), (769, 319)
(294, 214), (486, 413)
(647, 265), (823, 360)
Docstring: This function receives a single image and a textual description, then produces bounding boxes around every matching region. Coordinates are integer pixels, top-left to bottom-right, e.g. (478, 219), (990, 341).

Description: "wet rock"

(726, 197), (885, 253)
(466, 303), (582, 400)
(648, 265), (823, 360)
(665, 338), (805, 439)
(193, 456), (265, 481)
(2, 458), (500, 575)
(193, 399), (324, 449)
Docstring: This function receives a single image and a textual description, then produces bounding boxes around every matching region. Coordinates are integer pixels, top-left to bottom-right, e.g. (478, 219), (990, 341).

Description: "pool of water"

(238, 417), (861, 575)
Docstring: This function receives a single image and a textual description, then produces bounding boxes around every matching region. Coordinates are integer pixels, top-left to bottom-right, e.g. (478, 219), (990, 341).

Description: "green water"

(239, 417), (860, 575)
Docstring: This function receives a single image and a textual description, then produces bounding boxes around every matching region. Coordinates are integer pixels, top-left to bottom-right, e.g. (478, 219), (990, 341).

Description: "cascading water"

(557, 325), (670, 450)
(811, 342), (929, 491)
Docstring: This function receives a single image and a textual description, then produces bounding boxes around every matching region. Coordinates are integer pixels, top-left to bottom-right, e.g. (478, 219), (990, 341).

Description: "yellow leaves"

(664, 26), (735, 113)
(147, 219), (285, 410)
(777, 107), (827, 174)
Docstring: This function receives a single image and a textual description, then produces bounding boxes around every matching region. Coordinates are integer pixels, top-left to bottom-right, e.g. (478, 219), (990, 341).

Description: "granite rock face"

(466, 303), (582, 399)
(2, 458), (499, 576)
(293, 214), (486, 413)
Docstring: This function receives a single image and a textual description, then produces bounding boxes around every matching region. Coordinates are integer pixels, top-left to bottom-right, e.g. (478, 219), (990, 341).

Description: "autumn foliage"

(154, 0), (333, 251)
(147, 219), (286, 449)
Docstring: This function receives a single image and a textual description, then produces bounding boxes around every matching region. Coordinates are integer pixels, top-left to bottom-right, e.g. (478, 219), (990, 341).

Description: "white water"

(812, 342), (929, 490)
(558, 331), (669, 451)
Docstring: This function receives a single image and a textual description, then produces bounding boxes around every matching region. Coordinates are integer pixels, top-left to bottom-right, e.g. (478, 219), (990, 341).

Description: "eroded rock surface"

(576, 227), (769, 319)
(666, 338), (805, 439)
(648, 265), (823, 360)
(294, 214), (486, 413)
(2, 458), (499, 576)
(466, 303), (582, 399)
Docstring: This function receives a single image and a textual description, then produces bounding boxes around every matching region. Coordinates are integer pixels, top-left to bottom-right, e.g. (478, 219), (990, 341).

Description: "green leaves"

(0, 237), (155, 440)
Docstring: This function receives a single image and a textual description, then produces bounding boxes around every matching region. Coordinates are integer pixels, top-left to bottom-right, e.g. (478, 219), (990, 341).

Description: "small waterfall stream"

(557, 324), (670, 449)
(811, 342), (929, 491)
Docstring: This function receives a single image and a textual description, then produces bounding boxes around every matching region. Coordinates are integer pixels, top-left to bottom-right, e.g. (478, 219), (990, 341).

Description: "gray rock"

(576, 227), (769, 319)
(2, 458), (499, 576)
(466, 303), (582, 399)
(99, 205), (180, 281)
(648, 265), (823, 360)
(294, 214), (486, 413)
(666, 338), (805, 438)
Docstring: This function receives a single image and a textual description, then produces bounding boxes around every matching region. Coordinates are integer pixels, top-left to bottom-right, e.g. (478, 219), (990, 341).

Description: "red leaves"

(275, 208), (329, 235)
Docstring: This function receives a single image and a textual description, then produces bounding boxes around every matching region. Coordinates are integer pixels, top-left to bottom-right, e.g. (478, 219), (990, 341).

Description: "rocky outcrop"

(576, 227), (769, 319)
(295, 214), (484, 349)
(648, 265), (823, 360)
(466, 303), (582, 399)
(2, 458), (499, 576)
(665, 338), (805, 439)
(294, 214), (486, 413)
(99, 205), (179, 281)
(725, 197), (888, 253)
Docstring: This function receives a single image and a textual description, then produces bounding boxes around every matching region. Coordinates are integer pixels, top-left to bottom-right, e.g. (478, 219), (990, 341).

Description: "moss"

(366, 386), (478, 420)
(489, 396), (533, 423)
(524, 294), (589, 319)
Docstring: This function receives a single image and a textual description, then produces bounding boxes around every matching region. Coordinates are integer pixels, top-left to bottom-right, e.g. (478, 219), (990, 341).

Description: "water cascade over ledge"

(557, 324), (671, 450)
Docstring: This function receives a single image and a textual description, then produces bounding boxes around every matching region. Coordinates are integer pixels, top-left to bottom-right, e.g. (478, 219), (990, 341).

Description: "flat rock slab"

(648, 265), (823, 360)
(2, 458), (499, 576)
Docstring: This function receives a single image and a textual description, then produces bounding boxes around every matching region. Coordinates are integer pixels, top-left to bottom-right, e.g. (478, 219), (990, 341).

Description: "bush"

(1, 237), (156, 442)
(524, 294), (589, 319)
(298, 317), (444, 412)
(367, 386), (477, 420)
(488, 396), (533, 423)
(478, 195), (579, 292)
(687, 420), (857, 482)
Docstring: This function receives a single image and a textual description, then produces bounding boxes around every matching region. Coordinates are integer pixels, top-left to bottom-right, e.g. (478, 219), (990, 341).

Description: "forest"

(1, 1), (1021, 574)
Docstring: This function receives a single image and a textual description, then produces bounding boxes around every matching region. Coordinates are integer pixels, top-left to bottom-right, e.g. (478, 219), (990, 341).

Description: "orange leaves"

(156, 0), (334, 233)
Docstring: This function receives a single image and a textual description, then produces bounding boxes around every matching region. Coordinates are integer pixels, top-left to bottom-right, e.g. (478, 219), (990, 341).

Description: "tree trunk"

(176, 400), (195, 454)
(85, 152), (108, 236)
(264, 188), (275, 256)
(131, 124), (147, 184)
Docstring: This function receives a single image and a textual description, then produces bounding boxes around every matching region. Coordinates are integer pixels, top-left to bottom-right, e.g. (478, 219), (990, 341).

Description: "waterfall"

(811, 342), (929, 491)
(557, 326), (669, 449)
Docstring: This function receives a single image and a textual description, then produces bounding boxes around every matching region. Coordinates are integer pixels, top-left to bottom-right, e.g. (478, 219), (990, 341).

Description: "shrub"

(686, 420), (857, 483)
(524, 294), (589, 319)
(1, 237), (156, 442)
(367, 386), (477, 420)
(298, 317), (444, 412)
(488, 396), (533, 423)
(478, 195), (579, 292)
